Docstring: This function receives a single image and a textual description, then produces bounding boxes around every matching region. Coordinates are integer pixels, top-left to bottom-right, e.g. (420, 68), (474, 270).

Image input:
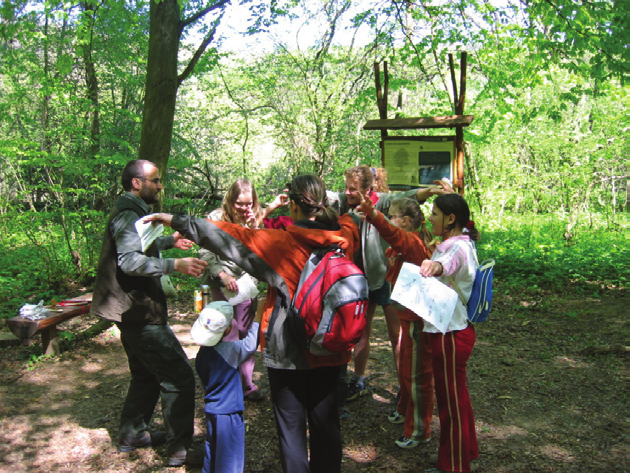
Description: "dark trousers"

(117, 323), (196, 454)
(268, 365), (342, 473)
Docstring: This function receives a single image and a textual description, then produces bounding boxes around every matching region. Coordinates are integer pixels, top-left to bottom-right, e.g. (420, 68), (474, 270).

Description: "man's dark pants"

(117, 323), (196, 454)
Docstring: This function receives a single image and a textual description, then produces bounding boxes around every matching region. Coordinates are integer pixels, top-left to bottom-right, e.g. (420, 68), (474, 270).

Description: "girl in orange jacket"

(358, 194), (436, 449)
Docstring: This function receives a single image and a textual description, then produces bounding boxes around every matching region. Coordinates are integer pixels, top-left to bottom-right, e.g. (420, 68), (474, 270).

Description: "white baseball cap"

(190, 301), (234, 347)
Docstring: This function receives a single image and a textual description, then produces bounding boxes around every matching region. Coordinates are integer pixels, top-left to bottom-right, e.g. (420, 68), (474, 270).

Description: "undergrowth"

(0, 212), (626, 322)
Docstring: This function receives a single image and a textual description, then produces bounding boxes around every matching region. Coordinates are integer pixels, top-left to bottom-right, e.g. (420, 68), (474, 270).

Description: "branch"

(393, 1), (443, 99)
(540, 0), (616, 62)
(180, 0), (230, 30)
(177, 8), (226, 86)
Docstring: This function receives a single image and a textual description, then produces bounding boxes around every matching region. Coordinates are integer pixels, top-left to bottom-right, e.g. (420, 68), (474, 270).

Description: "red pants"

(429, 325), (479, 472)
(397, 318), (433, 441)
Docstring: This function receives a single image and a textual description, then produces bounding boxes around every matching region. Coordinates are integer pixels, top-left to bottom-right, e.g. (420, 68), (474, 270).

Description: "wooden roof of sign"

(366, 55), (472, 192)
(363, 115), (474, 130)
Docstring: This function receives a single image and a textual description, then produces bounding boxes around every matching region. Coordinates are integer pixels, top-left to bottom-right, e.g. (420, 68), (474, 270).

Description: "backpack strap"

(448, 240), (478, 306)
(449, 276), (468, 306)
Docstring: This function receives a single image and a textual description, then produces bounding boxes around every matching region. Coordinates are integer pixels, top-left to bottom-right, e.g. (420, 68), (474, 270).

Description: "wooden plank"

(6, 295), (92, 343)
(363, 115), (474, 130)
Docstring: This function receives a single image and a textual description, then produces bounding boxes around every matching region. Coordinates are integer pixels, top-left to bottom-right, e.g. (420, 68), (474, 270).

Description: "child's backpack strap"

(449, 241), (495, 323)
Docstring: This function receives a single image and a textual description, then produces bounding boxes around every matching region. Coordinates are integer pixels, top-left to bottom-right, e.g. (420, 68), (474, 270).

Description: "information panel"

(383, 136), (455, 189)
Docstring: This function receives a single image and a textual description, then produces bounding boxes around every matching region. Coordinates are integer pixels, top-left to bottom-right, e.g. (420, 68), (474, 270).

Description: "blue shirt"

(195, 322), (260, 414)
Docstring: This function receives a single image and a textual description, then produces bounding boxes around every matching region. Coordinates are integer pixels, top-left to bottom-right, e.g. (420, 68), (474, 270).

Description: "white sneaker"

(387, 411), (405, 424)
(395, 435), (430, 449)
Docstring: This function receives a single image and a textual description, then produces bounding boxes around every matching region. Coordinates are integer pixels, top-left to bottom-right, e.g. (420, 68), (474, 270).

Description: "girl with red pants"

(420, 193), (480, 473)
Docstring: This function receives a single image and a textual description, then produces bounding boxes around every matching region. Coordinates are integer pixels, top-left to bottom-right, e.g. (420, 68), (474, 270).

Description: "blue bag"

(450, 251), (495, 323)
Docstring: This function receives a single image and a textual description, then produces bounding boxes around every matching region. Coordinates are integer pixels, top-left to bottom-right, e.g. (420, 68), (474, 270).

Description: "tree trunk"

(81, 1), (101, 160)
(138, 0), (181, 181)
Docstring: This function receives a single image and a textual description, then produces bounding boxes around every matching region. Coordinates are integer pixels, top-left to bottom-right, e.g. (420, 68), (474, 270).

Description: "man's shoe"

(117, 431), (166, 452)
(347, 376), (368, 401)
(167, 447), (204, 467)
(244, 389), (266, 402)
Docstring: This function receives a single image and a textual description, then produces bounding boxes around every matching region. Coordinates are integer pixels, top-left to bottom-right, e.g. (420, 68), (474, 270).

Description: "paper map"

(221, 273), (259, 306)
(135, 214), (164, 252)
(390, 262), (458, 333)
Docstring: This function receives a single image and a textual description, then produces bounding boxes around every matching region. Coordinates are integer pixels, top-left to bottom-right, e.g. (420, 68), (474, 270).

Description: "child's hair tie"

(463, 220), (475, 233)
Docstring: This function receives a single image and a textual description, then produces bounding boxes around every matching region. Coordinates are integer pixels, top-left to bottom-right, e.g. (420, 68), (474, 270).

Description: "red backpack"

(289, 246), (369, 356)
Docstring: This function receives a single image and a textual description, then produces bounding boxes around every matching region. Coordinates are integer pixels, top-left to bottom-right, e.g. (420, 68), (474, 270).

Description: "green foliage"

(477, 213), (628, 290)
(0, 209), (104, 316)
(0, 0), (625, 323)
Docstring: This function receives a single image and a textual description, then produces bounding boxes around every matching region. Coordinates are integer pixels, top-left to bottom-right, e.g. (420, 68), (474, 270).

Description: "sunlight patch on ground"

(0, 414), (109, 464)
(540, 444), (576, 462)
(171, 320), (198, 359)
(81, 360), (108, 373)
(553, 355), (589, 369)
(372, 392), (391, 404)
(343, 443), (379, 463)
(479, 423), (529, 440)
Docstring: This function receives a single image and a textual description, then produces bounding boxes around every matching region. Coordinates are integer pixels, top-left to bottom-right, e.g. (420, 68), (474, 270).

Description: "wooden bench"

(6, 294), (92, 355)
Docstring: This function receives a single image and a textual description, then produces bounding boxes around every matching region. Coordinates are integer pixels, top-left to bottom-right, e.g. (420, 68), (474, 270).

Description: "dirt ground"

(0, 283), (627, 473)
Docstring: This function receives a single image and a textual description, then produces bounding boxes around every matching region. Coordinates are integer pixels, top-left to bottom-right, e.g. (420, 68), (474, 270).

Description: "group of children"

(183, 180), (481, 473)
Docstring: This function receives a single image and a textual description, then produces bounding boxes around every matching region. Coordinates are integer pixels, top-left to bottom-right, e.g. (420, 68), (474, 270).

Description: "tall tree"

(138, 0), (230, 180)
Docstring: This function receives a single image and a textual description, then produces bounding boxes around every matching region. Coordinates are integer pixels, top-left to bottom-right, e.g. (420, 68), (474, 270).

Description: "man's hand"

(430, 179), (455, 196)
(174, 257), (208, 277)
(416, 180), (456, 202)
(144, 213), (174, 227)
(172, 232), (194, 250)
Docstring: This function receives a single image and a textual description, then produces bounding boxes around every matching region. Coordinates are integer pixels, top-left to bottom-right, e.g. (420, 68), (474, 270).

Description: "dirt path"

(0, 286), (626, 472)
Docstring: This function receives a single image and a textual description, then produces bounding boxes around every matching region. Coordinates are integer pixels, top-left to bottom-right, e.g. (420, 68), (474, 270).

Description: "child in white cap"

(191, 300), (261, 473)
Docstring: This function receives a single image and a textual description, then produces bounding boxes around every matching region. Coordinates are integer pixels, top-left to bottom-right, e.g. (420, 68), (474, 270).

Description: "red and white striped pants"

(429, 325), (479, 472)
(397, 318), (434, 441)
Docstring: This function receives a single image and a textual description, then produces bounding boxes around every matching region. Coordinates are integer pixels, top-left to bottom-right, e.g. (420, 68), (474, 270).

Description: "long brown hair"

(221, 179), (263, 229)
(371, 167), (389, 193)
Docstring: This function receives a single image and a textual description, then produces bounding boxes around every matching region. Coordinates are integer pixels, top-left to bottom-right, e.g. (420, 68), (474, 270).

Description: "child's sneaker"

(395, 435), (431, 449)
(347, 376), (368, 401)
(387, 411), (405, 424)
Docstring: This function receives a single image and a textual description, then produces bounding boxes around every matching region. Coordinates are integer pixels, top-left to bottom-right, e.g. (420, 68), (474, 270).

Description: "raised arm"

(356, 192), (429, 266)
(264, 193), (290, 218)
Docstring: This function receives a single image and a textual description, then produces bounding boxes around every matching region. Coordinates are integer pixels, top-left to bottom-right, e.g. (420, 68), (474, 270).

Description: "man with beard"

(92, 159), (208, 467)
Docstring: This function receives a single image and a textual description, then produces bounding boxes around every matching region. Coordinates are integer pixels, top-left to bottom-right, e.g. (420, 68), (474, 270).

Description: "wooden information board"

(383, 136), (455, 189)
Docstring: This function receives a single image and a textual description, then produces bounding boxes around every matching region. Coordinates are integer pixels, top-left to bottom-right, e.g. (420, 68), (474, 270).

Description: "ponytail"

(288, 174), (339, 226)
